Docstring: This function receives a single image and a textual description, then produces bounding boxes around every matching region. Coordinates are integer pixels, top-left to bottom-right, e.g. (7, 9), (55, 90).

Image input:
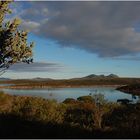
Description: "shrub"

(0, 91), (13, 113)
(11, 96), (66, 124)
(1, 91), (140, 137)
(63, 98), (77, 104)
(77, 96), (94, 103)
(64, 102), (94, 129)
(91, 94), (110, 129)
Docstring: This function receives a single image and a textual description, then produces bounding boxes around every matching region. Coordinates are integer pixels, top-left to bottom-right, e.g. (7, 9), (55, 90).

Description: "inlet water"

(1, 86), (139, 103)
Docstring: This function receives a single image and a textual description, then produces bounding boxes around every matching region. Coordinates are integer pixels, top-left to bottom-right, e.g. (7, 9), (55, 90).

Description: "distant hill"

(32, 77), (53, 81)
(82, 74), (119, 79)
(0, 74), (119, 82)
(107, 74), (119, 78)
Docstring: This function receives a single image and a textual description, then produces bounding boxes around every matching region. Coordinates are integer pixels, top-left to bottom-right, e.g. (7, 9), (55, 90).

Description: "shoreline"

(0, 84), (125, 90)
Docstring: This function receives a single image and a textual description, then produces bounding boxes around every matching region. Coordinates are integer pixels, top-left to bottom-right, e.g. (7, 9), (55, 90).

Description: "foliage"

(11, 96), (66, 123)
(76, 94), (111, 129)
(90, 94), (107, 128)
(0, 1), (34, 75)
(64, 101), (95, 129)
(92, 93), (108, 105)
(63, 98), (77, 104)
(0, 92), (13, 112)
(0, 91), (140, 138)
(77, 95), (94, 103)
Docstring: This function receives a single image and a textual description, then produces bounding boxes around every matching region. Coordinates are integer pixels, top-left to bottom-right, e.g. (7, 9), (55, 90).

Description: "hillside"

(82, 74), (119, 79)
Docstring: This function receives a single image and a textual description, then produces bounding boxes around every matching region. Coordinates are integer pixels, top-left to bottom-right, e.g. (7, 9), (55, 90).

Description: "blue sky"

(3, 1), (140, 79)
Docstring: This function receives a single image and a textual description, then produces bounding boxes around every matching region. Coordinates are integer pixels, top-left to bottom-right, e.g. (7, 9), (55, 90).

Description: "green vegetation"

(0, 91), (140, 138)
(77, 95), (94, 103)
(0, 1), (34, 75)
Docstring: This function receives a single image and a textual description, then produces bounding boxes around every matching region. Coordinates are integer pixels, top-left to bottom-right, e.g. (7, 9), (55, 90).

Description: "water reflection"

(137, 96), (140, 103)
(1, 86), (140, 103)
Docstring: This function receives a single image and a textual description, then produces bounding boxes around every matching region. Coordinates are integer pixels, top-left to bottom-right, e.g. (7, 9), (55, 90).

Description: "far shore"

(0, 84), (125, 90)
(0, 77), (139, 90)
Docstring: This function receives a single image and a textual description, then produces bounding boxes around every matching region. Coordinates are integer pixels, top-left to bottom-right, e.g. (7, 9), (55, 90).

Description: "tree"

(92, 94), (109, 129)
(0, 1), (34, 75)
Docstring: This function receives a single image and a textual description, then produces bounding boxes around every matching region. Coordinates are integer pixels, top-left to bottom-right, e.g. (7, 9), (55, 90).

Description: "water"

(0, 84), (15, 86)
(1, 86), (139, 103)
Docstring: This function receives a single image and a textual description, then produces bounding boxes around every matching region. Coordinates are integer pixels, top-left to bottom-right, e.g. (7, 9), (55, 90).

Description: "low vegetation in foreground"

(0, 92), (140, 138)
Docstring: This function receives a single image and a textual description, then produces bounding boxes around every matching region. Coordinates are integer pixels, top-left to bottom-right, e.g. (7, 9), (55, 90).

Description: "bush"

(11, 96), (66, 124)
(77, 96), (94, 103)
(1, 91), (140, 138)
(0, 91), (13, 113)
(64, 102), (94, 129)
(63, 98), (77, 104)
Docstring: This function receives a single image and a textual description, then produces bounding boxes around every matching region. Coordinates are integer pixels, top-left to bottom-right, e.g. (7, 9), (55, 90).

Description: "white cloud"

(21, 20), (40, 32)
(15, 1), (140, 57)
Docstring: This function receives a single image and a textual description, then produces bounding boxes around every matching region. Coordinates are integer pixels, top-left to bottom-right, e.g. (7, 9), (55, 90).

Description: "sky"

(2, 1), (140, 79)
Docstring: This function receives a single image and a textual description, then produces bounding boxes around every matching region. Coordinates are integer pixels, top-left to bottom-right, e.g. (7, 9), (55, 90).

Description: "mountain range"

(82, 74), (119, 79)
(0, 74), (119, 81)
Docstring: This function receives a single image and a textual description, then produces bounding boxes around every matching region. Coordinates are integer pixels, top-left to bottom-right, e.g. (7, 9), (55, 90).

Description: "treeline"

(0, 92), (140, 138)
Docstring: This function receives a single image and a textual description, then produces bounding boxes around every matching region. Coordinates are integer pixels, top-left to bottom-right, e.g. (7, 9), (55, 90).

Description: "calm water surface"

(1, 87), (139, 103)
